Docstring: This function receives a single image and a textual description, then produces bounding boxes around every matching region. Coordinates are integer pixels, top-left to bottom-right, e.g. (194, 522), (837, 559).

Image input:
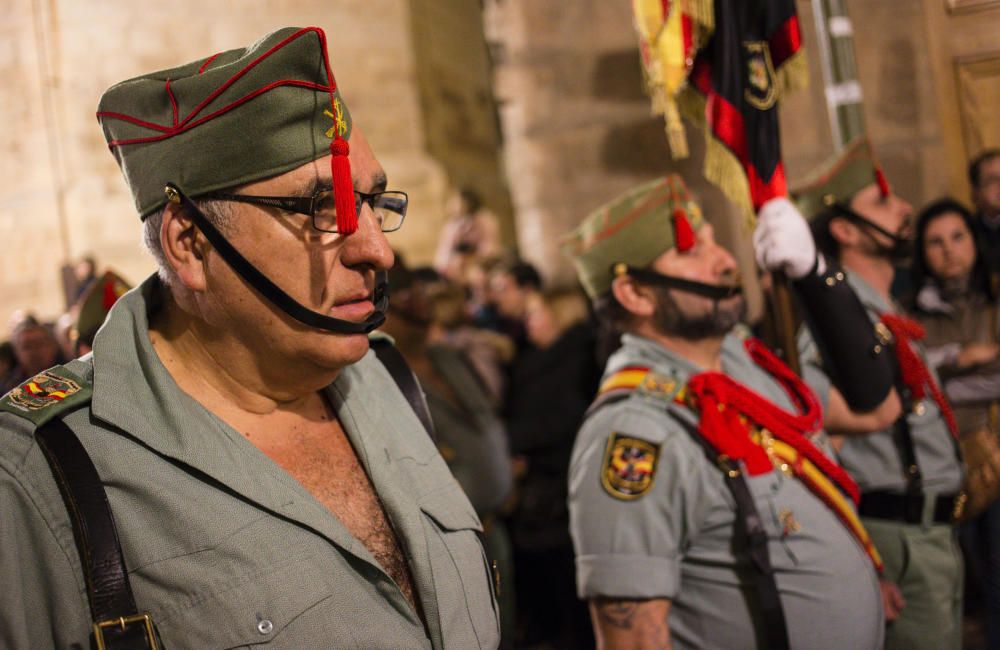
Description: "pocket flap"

(419, 491), (483, 533)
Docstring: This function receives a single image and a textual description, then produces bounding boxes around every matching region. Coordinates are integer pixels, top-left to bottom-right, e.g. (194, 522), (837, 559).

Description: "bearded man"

(793, 138), (966, 649)
(564, 174), (902, 649)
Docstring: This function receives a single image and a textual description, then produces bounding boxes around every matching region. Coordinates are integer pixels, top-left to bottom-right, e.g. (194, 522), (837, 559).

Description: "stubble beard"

(651, 287), (747, 341)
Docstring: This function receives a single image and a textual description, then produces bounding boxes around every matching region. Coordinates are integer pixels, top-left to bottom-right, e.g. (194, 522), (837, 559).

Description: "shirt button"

(257, 619), (274, 635)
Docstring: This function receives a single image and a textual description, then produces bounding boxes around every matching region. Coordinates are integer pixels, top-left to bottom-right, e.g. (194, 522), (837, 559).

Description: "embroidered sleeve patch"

(601, 433), (660, 500)
(0, 366), (92, 427)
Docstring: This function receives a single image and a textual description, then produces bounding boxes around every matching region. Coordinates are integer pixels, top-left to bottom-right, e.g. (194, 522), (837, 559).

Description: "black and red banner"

(684, 0), (804, 213)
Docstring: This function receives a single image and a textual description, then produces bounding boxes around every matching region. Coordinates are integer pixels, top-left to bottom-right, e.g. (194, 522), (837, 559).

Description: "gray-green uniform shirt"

(798, 271), (964, 495)
(569, 332), (883, 650)
(0, 276), (500, 649)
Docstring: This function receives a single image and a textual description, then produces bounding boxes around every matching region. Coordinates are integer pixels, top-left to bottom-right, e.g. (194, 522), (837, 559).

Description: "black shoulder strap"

(892, 386), (923, 494)
(371, 337), (436, 442)
(673, 416), (790, 650)
(582, 389), (790, 649)
(35, 415), (159, 649)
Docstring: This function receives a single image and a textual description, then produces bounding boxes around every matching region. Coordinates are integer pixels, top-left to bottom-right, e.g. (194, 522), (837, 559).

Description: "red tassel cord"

(874, 167), (891, 198)
(686, 338), (860, 503)
(330, 136), (357, 235)
(673, 209), (696, 252)
(879, 314), (959, 438)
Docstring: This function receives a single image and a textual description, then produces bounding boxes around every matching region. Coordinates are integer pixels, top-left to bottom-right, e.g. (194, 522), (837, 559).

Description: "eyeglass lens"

(312, 190), (406, 233)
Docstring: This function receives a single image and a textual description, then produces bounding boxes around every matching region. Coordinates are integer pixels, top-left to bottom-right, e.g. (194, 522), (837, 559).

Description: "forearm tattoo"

(596, 600), (640, 629)
(593, 598), (671, 648)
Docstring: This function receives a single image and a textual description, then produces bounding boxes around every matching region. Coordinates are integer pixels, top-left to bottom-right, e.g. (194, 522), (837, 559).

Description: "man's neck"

(840, 249), (895, 304)
(636, 323), (725, 372)
(148, 297), (334, 419)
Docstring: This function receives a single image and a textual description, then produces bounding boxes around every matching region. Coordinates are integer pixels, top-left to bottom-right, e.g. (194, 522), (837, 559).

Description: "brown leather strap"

(36, 415), (158, 649)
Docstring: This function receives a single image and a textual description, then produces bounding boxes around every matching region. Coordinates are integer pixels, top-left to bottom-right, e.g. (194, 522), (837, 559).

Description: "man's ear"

(161, 202), (210, 291)
(828, 216), (858, 248)
(611, 273), (656, 318)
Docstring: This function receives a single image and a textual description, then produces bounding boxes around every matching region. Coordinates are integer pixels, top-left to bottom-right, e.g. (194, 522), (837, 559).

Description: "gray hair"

(141, 198), (233, 287)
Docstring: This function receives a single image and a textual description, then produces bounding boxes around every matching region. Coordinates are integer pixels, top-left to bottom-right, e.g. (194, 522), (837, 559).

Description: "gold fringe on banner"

(684, 0), (715, 32)
(774, 49), (809, 98)
(677, 88), (756, 226)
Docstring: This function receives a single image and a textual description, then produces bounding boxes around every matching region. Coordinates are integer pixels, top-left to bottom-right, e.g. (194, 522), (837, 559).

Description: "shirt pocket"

(419, 493), (500, 650)
(151, 556), (353, 649)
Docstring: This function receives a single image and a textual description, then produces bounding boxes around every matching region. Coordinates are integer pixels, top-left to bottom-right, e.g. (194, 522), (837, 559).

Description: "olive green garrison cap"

(98, 27), (354, 222)
(792, 137), (891, 219)
(562, 174), (704, 299)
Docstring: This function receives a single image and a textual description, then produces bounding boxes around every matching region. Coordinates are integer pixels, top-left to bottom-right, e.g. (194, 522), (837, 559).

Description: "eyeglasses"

(200, 187), (408, 233)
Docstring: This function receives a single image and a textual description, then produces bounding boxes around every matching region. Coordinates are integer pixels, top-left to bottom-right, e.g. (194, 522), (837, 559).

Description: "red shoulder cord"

(879, 314), (959, 438)
(686, 338), (861, 504)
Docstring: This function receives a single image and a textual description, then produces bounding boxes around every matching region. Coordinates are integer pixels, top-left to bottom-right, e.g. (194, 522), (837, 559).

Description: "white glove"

(753, 197), (823, 279)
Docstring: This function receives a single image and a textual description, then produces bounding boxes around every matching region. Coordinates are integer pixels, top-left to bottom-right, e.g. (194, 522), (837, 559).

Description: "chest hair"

(254, 419), (423, 617)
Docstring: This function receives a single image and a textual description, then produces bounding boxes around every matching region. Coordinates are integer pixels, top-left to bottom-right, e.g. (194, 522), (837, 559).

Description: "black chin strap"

(614, 265), (743, 301)
(831, 201), (909, 246)
(166, 182), (387, 334)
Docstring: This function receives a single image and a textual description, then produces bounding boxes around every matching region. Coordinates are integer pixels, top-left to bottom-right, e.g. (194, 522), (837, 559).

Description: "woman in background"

(909, 198), (1000, 649)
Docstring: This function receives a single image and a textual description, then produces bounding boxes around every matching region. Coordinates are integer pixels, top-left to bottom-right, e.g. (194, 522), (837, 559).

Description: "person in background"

(381, 255), (515, 647)
(796, 138), (965, 649)
(434, 188), (502, 282)
(487, 259), (543, 349)
(505, 286), (600, 650)
(1, 315), (66, 392)
(969, 149), (1000, 278)
(425, 279), (513, 407)
(908, 197), (1000, 649)
(0, 342), (15, 387)
(71, 255), (99, 303)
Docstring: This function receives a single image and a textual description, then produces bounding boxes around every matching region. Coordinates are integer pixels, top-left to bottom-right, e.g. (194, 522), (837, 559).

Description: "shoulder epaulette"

(0, 365), (93, 428)
(597, 365), (687, 403)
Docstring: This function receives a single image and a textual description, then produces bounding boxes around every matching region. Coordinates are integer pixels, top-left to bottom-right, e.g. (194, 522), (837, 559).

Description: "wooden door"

(923, 0), (1000, 202)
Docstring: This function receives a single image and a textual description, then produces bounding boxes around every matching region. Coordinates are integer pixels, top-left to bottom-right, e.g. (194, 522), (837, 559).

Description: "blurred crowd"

(5, 153), (1000, 648)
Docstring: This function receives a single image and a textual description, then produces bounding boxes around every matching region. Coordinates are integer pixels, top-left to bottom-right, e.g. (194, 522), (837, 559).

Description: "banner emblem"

(744, 42), (778, 110)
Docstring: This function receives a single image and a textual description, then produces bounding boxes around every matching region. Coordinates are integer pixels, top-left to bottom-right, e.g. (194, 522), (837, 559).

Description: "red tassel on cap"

(874, 167), (891, 198)
(330, 136), (357, 235)
(673, 208), (695, 252)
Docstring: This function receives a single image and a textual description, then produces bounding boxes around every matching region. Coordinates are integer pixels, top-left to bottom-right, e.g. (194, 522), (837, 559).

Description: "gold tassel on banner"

(633, 0), (711, 160)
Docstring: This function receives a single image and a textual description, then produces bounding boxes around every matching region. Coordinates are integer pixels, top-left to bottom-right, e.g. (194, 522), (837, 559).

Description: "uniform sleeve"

(0, 456), (91, 649)
(568, 403), (705, 600)
(797, 324), (831, 417)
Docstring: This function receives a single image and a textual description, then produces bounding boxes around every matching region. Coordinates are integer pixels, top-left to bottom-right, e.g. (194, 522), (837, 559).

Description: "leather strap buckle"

(93, 613), (158, 650)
